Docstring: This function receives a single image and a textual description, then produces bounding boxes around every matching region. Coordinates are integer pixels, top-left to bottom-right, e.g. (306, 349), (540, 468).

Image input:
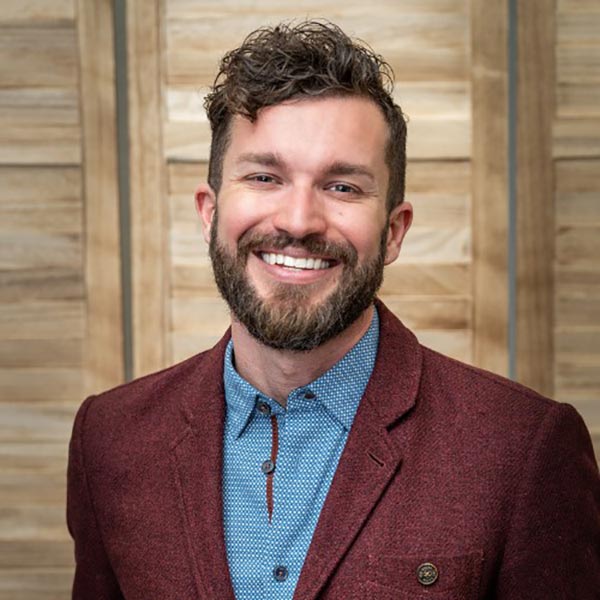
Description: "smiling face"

(196, 95), (412, 350)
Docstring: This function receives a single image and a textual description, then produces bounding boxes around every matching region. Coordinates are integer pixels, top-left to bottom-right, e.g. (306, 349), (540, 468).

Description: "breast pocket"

(365, 551), (484, 600)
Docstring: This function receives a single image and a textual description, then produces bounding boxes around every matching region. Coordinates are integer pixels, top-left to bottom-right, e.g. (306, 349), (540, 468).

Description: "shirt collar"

(223, 307), (379, 438)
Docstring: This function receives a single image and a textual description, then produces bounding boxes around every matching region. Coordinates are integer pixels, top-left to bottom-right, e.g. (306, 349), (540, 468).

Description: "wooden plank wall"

(553, 0), (600, 456)
(150, 0), (478, 374)
(0, 1), (123, 597)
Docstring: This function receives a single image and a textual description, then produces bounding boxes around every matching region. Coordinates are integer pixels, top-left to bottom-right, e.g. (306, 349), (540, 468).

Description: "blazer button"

(416, 562), (438, 586)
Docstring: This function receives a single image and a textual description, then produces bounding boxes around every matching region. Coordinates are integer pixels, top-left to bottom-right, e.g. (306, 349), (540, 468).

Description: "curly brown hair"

(204, 20), (407, 211)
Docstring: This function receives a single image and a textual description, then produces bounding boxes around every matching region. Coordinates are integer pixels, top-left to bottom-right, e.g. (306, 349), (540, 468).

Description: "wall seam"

(113, 0), (133, 381)
(508, 0), (518, 380)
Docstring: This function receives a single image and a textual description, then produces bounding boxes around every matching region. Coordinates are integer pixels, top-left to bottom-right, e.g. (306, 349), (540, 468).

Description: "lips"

(259, 252), (331, 270)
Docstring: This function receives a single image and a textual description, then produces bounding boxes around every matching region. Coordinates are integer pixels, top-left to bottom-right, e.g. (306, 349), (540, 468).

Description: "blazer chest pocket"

(365, 551), (484, 600)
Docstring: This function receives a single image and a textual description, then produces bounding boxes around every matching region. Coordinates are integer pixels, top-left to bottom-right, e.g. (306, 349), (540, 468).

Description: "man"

(67, 21), (599, 599)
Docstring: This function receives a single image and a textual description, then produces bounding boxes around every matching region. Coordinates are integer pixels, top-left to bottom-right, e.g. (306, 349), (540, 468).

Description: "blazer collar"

(170, 330), (235, 600)
(293, 299), (422, 600)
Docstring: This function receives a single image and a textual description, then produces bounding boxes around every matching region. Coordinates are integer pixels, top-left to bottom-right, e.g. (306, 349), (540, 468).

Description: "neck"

(230, 305), (374, 407)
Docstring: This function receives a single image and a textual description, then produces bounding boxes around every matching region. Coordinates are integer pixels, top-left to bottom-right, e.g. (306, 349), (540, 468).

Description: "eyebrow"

(236, 153), (376, 183)
(236, 152), (283, 168)
(325, 161), (376, 184)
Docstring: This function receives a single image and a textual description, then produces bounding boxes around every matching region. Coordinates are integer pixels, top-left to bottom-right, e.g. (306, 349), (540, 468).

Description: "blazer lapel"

(170, 334), (237, 600)
(294, 302), (423, 600)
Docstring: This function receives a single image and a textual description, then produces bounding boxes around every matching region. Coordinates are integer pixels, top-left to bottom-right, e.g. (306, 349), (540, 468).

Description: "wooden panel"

(0, 569), (72, 600)
(165, 1), (469, 86)
(0, 403), (77, 443)
(470, 0), (509, 376)
(0, 340), (81, 368)
(0, 27), (78, 88)
(0, 21), (80, 165)
(77, 0), (124, 394)
(0, 1), (122, 594)
(554, 0), (600, 158)
(0, 167), (83, 272)
(515, 0), (555, 396)
(128, 0), (169, 377)
(0, 1), (75, 24)
(553, 0), (600, 442)
(0, 301), (84, 341)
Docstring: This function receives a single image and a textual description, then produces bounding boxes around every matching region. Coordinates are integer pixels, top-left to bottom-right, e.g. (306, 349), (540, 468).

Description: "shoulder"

(71, 333), (229, 452)
(376, 300), (594, 459)
(416, 345), (597, 476)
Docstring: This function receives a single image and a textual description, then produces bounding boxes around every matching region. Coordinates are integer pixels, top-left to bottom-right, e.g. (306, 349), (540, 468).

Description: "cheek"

(216, 202), (263, 245)
(337, 215), (387, 258)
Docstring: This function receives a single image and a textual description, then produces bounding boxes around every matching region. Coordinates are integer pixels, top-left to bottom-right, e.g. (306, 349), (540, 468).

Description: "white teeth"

(260, 252), (331, 270)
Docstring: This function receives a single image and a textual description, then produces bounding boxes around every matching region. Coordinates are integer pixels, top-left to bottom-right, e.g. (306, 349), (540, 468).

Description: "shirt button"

(273, 565), (288, 582)
(261, 459), (275, 474)
(303, 390), (316, 400)
(416, 562), (439, 586)
(256, 401), (271, 416)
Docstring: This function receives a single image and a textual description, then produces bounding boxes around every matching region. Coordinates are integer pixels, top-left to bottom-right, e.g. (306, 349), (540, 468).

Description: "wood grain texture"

(0, 12), (80, 168)
(470, 0), (509, 376)
(0, 569), (72, 600)
(165, 2), (469, 86)
(515, 0), (555, 396)
(77, 0), (124, 395)
(0, 0), (74, 24)
(128, 0), (169, 377)
(553, 0), (600, 443)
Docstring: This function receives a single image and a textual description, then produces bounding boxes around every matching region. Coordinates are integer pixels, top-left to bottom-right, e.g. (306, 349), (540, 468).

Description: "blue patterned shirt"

(222, 308), (379, 600)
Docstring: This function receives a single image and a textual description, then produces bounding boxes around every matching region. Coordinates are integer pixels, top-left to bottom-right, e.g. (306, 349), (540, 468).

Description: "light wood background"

(0, 1), (123, 597)
(0, 0), (598, 597)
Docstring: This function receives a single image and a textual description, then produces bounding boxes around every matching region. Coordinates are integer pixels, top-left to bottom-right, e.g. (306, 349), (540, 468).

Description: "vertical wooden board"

(470, 0), (509, 376)
(128, 0), (169, 377)
(77, 0), (124, 395)
(553, 0), (600, 442)
(515, 0), (555, 396)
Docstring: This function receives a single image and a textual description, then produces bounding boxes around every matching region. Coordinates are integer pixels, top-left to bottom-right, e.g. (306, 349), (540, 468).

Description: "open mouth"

(259, 252), (334, 270)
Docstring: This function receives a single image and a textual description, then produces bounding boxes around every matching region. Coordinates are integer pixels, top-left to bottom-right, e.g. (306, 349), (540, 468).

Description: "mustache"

(237, 231), (358, 266)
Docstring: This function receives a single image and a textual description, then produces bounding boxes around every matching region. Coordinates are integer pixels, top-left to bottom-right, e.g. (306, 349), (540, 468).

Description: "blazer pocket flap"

(367, 551), (484, 596)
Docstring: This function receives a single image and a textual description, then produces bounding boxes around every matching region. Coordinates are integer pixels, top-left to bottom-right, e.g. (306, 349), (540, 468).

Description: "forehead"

(223, 96), (390, 172)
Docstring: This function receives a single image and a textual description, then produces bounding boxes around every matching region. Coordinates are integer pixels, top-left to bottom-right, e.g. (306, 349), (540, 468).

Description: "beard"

(209, 212), (387, 351)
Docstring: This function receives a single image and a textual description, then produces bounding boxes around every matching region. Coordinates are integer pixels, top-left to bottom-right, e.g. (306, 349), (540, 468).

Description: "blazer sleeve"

(495, 402), (600, 598)
(67, 396), (124, 600)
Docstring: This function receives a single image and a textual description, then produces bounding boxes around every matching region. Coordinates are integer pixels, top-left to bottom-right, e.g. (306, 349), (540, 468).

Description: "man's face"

(197, 96), (412, 350)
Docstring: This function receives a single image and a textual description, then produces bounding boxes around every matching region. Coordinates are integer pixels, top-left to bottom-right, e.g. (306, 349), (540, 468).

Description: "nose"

(271, 185), (327, 239)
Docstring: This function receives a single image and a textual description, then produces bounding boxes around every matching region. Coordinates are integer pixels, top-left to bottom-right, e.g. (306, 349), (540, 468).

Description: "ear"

(195, 183), (217, 244)
(384, 201), (413, 265)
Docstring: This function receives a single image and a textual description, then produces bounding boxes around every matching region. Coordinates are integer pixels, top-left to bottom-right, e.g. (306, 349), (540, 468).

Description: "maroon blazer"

(67, 302), (600, 599)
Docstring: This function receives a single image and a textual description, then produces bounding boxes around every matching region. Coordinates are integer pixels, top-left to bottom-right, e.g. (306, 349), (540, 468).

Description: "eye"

(326, 182), (360, 194)
(246, 173), (278, 184)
